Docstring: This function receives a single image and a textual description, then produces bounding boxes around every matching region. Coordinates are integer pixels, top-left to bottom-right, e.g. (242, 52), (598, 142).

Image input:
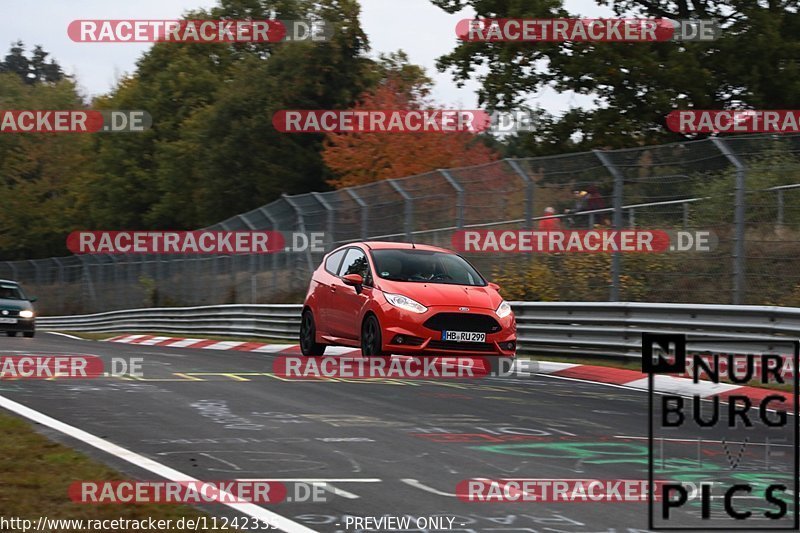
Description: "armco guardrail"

(39, 302), (800, 357)
(38, 304), (302, 341)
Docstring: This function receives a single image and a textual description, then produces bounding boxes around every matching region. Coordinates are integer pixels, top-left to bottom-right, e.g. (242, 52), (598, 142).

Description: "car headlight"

(19, 310), (34, 318)
(495, 300), (512, 318)
(384, 292), (427, 314)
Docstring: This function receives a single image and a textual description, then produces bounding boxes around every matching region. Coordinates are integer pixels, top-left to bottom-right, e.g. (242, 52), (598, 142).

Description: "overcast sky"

(2, 0), (613, 114)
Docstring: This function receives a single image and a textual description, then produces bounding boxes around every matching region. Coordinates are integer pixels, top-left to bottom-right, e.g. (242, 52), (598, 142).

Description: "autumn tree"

(322, 60), (498, 189)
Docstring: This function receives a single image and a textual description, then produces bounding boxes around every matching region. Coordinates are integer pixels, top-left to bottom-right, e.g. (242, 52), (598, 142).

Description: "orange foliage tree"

(322, 79), (498, 189)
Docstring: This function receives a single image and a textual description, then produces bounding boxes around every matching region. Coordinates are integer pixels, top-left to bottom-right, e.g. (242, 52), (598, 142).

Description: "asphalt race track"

(1, 333), (796, 533)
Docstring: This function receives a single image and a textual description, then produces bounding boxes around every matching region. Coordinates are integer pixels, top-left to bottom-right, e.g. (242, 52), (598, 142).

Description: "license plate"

(0, 318), (17, 324)
(442, 330), (485, 343)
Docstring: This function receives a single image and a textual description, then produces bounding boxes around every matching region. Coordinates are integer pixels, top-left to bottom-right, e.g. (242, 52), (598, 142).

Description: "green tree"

(0, 41), (64, 85)
(433, 0), (800, 153)
(81, 0), (376, 229)
(0, 73), (90, 259)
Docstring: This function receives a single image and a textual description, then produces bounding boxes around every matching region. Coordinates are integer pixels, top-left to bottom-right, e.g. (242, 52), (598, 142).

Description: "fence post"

(439, 169), (464, 229)
(777, 189), (784, 226)
(346, 189), (369, 240)
(236, 214), (259, 304)
(52, 257), (65, 312)
(311, 192), (336, 249)
(259, 206), (280, 297)
(80, 256), (97, 311)
(282, 194), (315, 276)
(506, 159), (534, 229)
(711, 137), (747, 305)
(388, 179), (414, 241)
(594, 150), (624, 302)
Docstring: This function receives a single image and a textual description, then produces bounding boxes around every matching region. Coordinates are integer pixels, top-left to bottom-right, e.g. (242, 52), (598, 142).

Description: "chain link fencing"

(5, 133), (800, 315)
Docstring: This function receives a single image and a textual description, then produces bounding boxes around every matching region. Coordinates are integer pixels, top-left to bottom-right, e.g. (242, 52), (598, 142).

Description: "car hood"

(377, 280), (502, 309)
(0, 298), (32, 312)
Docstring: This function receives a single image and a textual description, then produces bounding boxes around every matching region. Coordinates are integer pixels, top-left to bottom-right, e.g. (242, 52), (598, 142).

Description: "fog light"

(392, 335), (405, 344)
(506, 341), (516, 350)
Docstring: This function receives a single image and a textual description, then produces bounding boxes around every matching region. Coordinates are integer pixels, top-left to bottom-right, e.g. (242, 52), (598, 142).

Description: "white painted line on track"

(535, 373), (796, 415)
(0, 395), (319, 533)
(44, 332), (86, 340)
(614, 435), (794, 446)
(137, 336), (173, 346)
(162, 338), (206, 348)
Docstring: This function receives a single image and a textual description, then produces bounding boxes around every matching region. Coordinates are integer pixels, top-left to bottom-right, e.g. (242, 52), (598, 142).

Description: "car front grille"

(427, 340), (496, 352)
(423, 313), (501, 333)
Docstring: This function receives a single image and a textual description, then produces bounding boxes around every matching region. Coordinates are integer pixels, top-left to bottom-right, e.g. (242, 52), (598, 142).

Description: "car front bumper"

(0, 318), (35, 333)
(376, 303), (516, 357)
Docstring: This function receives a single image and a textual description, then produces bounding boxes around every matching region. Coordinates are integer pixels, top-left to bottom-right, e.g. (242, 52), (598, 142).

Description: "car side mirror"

(488, 282), (501, 291)
(342, 274), (364, 293)
(28, 296), (37, 303)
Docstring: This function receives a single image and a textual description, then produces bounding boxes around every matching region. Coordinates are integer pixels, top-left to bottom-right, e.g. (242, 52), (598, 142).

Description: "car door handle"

(330, 286), (336, 292)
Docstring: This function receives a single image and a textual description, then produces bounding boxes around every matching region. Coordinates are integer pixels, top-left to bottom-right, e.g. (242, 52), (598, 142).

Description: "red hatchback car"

(300, 242), (516, 374)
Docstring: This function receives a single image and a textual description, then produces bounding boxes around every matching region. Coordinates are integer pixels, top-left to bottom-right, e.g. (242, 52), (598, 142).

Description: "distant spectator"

(538, 207), (563, 231)
(568, 190), (590, 214)
(586, 184), (606, 212)
(565, 185), (608, 227)
(564, 190), (589, 228)
(585, 184), (610, 225)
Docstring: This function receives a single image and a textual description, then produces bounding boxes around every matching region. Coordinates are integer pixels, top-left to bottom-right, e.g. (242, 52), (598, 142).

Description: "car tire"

(23, 331), (34, 338)
(361, 315), (386, 357)
(299, 310), (326, 356)
(6, 331), (16, 337)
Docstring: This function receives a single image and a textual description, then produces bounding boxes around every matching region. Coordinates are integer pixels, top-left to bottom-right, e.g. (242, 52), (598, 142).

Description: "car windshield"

(371, 249), (486, 286)
(0, 285), (25, 300)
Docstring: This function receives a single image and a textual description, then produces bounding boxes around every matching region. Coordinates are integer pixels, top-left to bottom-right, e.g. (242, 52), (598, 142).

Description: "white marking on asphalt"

(109, 334), (148, 343)
(137, 336), (173, 346)
(535, 361), (579, 373)
(534, 373), (796, 415)
(252, 344), (296, 353)
(400, 478), (458, 497)
(203, 341), (246, 350)
(161, 338), (205, 348)
(313, 483), (359, 499)
(624, 375), (742, 397)
(44, 332), (85, 340)
(0, 395), (318, 533)
(614, 435), (794, 447)
(323, 347), (362, 356)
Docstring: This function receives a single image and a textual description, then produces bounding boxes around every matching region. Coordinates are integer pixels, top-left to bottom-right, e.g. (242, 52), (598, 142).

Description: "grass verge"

(0, 410), (233, 530)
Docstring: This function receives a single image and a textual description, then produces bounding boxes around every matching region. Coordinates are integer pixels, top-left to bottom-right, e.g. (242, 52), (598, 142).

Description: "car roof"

(354, 241), (453, 253)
